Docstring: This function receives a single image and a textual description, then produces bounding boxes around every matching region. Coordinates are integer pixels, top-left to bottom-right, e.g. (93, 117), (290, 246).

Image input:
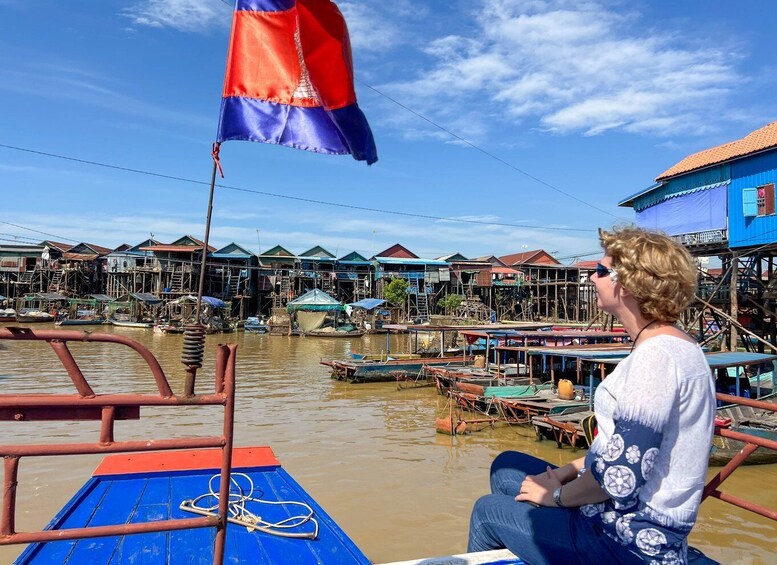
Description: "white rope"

(180, 472), (319, 540)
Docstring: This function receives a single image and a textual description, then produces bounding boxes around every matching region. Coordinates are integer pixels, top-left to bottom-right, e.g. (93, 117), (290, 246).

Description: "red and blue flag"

(216, 0), (377, 165)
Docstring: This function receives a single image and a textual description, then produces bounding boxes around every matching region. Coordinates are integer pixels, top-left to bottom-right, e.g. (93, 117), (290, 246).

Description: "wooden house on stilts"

(619, 120), (777, 352)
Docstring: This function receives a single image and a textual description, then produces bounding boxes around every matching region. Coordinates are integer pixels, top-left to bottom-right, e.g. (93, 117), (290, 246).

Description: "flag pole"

(181, 143), (223, 398)
(195, 144), (222, 320)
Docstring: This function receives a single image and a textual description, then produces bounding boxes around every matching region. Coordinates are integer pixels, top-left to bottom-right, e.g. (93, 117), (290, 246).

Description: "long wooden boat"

(0, 309), (16, 322)
(0, 327), (370, 565)
(56, 317), (107, 326)
(304, 328), (366, 338)
(322, 355), (470, 383)
(110, 318), (154, 329)
(15, 310), (55, 323)
(710, 393), (777, 466)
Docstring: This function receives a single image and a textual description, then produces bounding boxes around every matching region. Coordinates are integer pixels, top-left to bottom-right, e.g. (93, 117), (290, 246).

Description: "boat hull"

(16, 447), (370, 565)
(110, 319), (154, 328)
(56, 319), (107, 326)
(15, 315), (55, 323)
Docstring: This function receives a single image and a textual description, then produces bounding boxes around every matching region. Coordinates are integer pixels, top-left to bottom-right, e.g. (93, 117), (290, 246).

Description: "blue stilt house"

(619, 120), (777, 349)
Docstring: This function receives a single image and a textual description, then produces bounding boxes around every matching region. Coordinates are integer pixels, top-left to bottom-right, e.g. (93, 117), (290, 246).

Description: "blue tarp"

(349, 298), (386, 310)
(201, 296), (227, 308)
(287, 289), (344, 312)
(636, 183), (727, 236)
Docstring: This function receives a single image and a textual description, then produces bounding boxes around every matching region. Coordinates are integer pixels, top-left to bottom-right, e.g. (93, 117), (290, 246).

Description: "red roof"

(491, 266), (522, 275)
(374, 243), (418, 259)
(41, 240), (72, 253)
(569, 260), (600, 269)
(657, 121), (777, 180)
(139, 244), (216, 253)
(499, 250), (559, 266)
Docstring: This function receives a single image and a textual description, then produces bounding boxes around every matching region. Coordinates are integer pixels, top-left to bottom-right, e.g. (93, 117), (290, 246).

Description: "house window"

(743, 183), (775, 217)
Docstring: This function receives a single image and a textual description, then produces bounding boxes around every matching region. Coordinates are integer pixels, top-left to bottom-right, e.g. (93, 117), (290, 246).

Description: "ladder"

(355, 277), (367, 299)
(322, 273), (333, 293)
(228, 273), (240, 297)
(274, 274), (290, 308)
(416, 292), (429, 319)
(170, 270), (183, 292)
(48, 271), (62, 292)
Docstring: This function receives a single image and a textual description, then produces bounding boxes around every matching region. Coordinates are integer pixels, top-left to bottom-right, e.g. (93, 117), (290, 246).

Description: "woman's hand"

(515, 466), (562, 506)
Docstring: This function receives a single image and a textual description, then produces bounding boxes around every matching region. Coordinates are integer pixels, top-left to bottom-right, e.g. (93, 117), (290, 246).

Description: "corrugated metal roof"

(657, 121), (777, 180)
(63, 252), (99, 261)
(632, 180), (729, 212)
(139, 244), (215, 253)
(618, 183), (664, 208)
(374, 257), (449, 266)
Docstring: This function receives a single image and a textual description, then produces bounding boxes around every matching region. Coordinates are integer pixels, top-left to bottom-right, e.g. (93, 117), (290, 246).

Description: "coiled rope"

(180, 472), (319, 539)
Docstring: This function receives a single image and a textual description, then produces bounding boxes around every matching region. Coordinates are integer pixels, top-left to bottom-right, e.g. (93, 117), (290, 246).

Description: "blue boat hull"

(16, 447), (370, 564)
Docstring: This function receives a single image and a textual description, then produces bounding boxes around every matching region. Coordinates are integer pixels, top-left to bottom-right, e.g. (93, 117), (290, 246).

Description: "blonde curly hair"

(598, 226), (697, 322)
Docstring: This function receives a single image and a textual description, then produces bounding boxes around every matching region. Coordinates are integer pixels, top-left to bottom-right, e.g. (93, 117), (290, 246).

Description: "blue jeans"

(468, 451), (643, 565)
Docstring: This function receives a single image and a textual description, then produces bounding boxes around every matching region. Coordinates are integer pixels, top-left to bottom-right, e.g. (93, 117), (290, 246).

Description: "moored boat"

(0, 308), (16, 322)
(243, 316), (269, 333)
(304, 328), (365, 338)
(15, 310), (55, 323)
(56, 317), (107, 326)
(322, 355), (471, 383)
(110, 318), (154, 328)
(710, 393), (777, 465)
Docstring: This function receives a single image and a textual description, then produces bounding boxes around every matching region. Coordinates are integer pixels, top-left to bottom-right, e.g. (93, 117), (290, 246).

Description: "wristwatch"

(553, 486), (564, 507)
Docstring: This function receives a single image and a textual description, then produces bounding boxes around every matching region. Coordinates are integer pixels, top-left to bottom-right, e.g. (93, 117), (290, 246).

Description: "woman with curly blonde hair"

(468, 226), (717, 564)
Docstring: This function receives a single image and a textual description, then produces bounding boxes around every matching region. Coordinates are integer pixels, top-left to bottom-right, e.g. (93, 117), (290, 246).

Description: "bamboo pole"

(730, 254), (738, 351)
(696, 295), (776, 353)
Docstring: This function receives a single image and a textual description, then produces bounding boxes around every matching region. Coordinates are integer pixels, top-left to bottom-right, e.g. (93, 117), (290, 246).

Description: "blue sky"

(1, 0), (776, 262)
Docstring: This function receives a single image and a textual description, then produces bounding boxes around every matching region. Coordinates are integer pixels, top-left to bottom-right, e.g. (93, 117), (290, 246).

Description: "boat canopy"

(287, 289), (343, 312)
(348, 298), (386, 310)
(25, 292), (68, 301)
(89, 294), (116, 302)
(0, 294), (5, 301)
(202, 296), (227, 309)
(168, 295), (227, 309)
(114, 292), (163, 305)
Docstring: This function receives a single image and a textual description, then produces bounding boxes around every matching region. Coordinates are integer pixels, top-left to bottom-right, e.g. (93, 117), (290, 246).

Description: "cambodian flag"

(216, 0), (378, 165)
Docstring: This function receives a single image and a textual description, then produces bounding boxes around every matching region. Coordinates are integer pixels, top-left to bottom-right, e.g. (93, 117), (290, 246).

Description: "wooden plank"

(66, 477), (148, 562)
(94, 447), (279, 476)
(110, 475), (171, 564)
(16, 479), (111, 564)
(168, 474), (215, 565)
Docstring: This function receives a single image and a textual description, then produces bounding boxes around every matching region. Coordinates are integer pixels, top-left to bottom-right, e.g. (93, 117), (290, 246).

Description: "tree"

(438, 293), (463, 315)
(384, 278), (409, 309)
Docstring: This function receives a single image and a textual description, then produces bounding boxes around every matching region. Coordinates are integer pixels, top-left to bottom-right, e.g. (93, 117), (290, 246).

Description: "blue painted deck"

(16, 455), (369, 565)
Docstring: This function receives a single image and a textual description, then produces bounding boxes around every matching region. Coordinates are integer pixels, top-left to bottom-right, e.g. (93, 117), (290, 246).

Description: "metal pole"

(196, 156), (220, 321)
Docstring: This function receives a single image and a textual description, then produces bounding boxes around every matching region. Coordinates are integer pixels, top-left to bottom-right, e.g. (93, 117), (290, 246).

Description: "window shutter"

(743, 187), (758, 217)
(764, 183), (775, 215)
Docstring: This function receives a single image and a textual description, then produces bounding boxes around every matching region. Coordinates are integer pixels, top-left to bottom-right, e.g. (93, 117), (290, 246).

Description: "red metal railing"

(0, 327), (236, 565)
(702, 393), (777, 521)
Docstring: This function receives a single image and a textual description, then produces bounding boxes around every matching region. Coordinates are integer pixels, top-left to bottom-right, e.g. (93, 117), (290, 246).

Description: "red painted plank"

(94, 446), (279, 476)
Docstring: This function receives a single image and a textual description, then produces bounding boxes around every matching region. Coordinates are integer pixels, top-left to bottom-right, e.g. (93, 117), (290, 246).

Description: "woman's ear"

(615, 281), (632, 300)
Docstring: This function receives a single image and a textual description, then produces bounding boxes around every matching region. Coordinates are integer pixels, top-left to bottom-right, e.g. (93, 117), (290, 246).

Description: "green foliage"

(438, 294), (463, 314)
(384, 278), (409, 307)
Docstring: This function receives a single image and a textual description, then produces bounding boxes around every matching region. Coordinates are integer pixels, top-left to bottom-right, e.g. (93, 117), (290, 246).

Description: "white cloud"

(0, 64), (212, 131)
(6, 206), (598, 263)
(384, 0), (742, 138)
(339, 2), (400, 52)
(122, 0), (229, 34)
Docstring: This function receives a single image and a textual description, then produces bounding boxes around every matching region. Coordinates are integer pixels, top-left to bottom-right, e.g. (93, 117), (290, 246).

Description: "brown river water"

(1, 326), (775, 564)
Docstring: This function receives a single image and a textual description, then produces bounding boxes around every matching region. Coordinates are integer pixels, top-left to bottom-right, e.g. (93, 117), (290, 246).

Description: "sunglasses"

(596, 263), (615, 278)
